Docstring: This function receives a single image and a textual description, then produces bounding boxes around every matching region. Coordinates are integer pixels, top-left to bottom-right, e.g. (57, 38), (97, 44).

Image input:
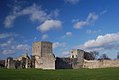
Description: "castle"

(1, 41), (119, 69)
(32, 41), (55, 69)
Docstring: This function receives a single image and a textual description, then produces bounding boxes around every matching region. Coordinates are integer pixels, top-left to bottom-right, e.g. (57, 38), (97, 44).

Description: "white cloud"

(0, 38), (14, 48)
(16, 44), (30, 51)
(23, 4), (49, 22)
(0, 33), (18, 39)
(1, 49), (16, 55)
(73, 12), (99, 29)
(4, 15), (17, 28)
(74, 21), (89, 29)
(62, 51), (70, 57)
(37, 19), (62, 32)
(0, 43), (31, 55)
(53, 42), (66, 49)
(4, 3), (49, 28)
(4, 3), (61, 29)
(86, 12), (99, 22)
(79, 32), (119, 51)
(0, 33), (31, 55)
(65, 0), (80, 4)
(0, 33), (12, 39)
(62, 32), (73, 38)
(66, 32), (72, 36)
(0, 38), (15, 54)
(4, 3), (62, 32)
(86, 30), (101, 34)
(41, 34), (48, 40)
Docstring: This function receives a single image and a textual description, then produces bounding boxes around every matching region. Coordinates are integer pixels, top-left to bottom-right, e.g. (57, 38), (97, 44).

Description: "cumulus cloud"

(4, 3), (61, 32)
(0, 38), (15, 54)
(62, 32), (73, 38)
(16, 44), (30, 51)
(73, 12), (99, 29)
(74, 21), (89, 29)
(4, 3), (62, 32)
(65, 0), (80, 4)
(41, 34), (48, 40)
(0, 33), (31, 55)
(0, 43), (30, 55)
(53, 42), (66, 49)
(4, 3), (50, 28)
(0, 38), (16, 54)
(79, 32), (119, 51)
(4, 15), (17, 28)
(37, 19), (62, 32)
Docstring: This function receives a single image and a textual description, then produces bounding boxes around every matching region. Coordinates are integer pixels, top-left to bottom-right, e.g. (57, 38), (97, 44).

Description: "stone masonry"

(3, 42), (119, 69)
(32, 41), (55, 69)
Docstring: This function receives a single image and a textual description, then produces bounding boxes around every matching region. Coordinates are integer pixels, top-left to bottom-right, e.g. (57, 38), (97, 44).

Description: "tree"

(90, 51), (99, 60)
(99, 54), (111, 60)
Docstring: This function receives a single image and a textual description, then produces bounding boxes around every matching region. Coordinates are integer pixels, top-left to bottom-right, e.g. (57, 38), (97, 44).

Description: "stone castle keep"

(1, 41), (119, 69)
(32, 42), (55, 69)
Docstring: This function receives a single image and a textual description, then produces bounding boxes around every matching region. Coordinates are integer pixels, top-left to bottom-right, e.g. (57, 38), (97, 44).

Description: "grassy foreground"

(0, 68), (119, 80)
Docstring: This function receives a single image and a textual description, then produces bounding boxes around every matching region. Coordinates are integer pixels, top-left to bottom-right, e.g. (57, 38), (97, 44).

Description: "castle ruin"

(32, 41), (55, 69)
(1, 41), (119, 69)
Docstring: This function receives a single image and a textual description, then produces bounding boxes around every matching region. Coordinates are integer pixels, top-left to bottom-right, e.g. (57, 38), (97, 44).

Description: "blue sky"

(0, 0), (119, 59)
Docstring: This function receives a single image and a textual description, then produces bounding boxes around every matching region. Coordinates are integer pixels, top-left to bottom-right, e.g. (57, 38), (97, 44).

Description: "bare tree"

(99, 54), (111, 60)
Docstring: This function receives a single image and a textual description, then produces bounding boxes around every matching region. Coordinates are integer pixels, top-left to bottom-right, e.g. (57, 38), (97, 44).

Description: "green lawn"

(0, 68), (119, 80)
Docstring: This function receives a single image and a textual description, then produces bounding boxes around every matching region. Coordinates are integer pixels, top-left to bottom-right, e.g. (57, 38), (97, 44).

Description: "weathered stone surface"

(5, 57), (15, 69)
(3, 43), (119, 69)
(83, 60), (119, 68)
(32, 41), (55, 69)
(55, 57), (73, 69)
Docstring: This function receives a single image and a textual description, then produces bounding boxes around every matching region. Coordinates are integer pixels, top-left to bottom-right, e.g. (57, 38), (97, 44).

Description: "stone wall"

(35, 55), (55, 69)
(32, 41), (52, 57)
(32, 41), (55, 69)
(5, 58), (16, 69)
(55, 57), (84, 69)
(32, 42), (42, 56)
(83, 59), (119, 68)
(55, 57), (72, 69)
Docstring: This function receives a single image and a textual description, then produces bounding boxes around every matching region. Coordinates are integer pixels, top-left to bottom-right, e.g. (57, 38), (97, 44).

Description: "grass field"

(0, 68), (119, 80)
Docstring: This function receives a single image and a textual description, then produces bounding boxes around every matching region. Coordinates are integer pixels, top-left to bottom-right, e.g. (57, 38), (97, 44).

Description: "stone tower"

(70, 49), (84, 68)
(32, 41), (55, 69)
